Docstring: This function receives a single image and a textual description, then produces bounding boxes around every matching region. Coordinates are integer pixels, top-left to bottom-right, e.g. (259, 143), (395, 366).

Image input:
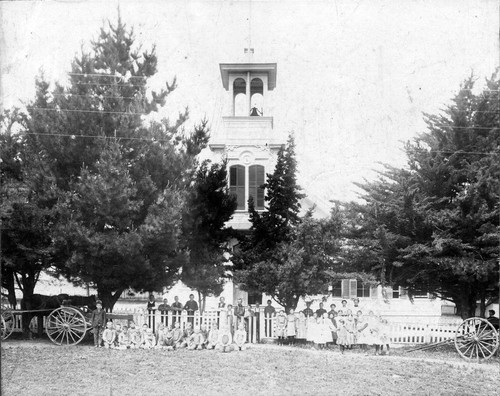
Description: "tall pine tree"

(8, 16), (208, 310)
(234, 135), (336, 310)
(180, 160), (237, 312)
(341, 73), (499, 318)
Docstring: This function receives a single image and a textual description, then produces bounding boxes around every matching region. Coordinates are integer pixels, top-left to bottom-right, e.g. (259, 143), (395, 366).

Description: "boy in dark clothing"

(184, 294), (199, 325)
(171, 296), (183, 325)
(315, 302), (327, 318)
(302, 301), (314, 318)
(90, 300), (106, 347)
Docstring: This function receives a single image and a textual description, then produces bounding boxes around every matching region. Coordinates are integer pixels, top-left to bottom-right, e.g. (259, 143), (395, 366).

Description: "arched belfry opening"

(250, 78), (263, 116)
(233, 78), (247, 116)
(221, 63), (276, 117)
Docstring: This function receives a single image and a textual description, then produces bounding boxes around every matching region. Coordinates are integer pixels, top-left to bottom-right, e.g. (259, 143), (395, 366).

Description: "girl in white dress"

(296, 311), (307, 342)
(318, 313), (333, 349)
(355, 310), (369, 353)
(306, 312), (318, 347)
(286, 309), (297, 345)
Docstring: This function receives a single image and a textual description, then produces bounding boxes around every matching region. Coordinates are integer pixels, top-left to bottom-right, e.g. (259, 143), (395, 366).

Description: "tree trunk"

(2, 268), (17, 309)
(478, 287), (487, 318)
(454, 289), (478, 320)
(98, 287), (125, 312)
(197, 291), (206, 314)
(19, 276), (37, 338)
(276, 294), (300, 313)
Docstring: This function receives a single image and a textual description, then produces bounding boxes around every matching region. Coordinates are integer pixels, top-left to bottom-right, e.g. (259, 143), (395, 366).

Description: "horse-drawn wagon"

(2, 294), (97, 345)
(1, 294), (134, 346)
(408, 316), (499, 362)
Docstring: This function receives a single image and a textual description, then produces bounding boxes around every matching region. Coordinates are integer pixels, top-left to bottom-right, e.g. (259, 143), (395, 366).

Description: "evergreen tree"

(249, 134), (304, 249)
(1, 109), (59, 313)
(6, 16), (208, 310)
(342, 73), (499, 318)
(234, 135), (336, 311)
(180, 160), (237, 312)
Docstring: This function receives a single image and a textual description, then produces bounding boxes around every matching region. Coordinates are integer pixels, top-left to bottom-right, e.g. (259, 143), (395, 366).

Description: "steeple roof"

(219, 63), (277, 90)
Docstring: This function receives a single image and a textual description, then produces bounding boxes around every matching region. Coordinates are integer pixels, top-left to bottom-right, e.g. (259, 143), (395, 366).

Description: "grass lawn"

(1, 339), (499, 396)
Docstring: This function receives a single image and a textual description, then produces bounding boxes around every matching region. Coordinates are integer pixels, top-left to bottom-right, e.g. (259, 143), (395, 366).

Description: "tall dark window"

(356, 282), (371, 298)
(229, 165), (245, 210)
(249, 165), (265, 210)
(331, 281), (342, 297)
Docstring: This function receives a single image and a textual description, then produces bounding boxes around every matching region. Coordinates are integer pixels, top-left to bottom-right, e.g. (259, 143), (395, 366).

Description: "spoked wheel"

(1, 308), (15, 340)
(45, 307), (87, 346)
(455, 317), (499, 362)
(1, 316), (6, 340)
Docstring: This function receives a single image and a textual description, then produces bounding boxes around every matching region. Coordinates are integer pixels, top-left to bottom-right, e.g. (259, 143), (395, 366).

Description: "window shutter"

(249, 165), (265, 210)
(349, 279), (357, 298)
(230, 165), (245, 210)
(341, 279), (350, 299)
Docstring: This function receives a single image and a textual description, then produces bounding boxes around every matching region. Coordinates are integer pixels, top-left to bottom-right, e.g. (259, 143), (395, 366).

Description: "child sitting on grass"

(128, 322), (142, 349)
(161, 325), (175, 350)
(117, 325), (131, 350)
(179, 322), (194, 348)
(216, 329), (233, 353)
(172, 321), (183, 349)
(207, 323), (219, 349)
(155, 323), (167, 349)
(140, 323), (149, 342)
(114, 324), (122, 348)
(102, 321), (116, 349)
(200, 324), (209, 348)
(187, 327), (204, 350)
(234, 322), (247, 351)
(141, 327), (156, 349)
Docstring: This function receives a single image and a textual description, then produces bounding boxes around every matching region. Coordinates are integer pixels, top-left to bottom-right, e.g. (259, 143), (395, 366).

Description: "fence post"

(259, 311), (265, 341)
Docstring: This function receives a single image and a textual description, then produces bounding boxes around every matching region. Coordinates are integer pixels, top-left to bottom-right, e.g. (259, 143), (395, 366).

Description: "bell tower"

(209, 54), (284, 229)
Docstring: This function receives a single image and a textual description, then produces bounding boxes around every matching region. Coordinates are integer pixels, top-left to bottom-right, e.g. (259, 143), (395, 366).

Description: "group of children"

(91, 297), (391, 354)
(91, 299), (248, 351)
(273, 300), (391, 355)
(95, 320), (248, 352)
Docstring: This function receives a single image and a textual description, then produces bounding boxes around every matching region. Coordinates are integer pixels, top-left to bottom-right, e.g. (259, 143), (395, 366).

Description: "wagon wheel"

(1, 308), (15, 340)
(45, 307), (87, 346)
(455, 317), (499, 362)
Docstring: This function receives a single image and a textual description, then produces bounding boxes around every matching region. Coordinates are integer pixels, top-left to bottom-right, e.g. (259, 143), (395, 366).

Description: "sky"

(1, 0), (498, 213)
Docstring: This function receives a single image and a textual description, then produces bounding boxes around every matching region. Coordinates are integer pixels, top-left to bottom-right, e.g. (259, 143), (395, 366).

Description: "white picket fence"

(6, 308), (461, 345)
(387, 322), (459, 344)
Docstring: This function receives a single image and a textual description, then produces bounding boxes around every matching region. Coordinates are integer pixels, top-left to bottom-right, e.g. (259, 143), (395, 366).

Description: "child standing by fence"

(296, 311), (307, 342)
(90, 300), (106, 348)
(286, 309), (297, 345)
(306, 312), (317, 346)
(379, 318), (390, 355)
(264, 300), (276, 337)
(275, 310), (287, 345)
